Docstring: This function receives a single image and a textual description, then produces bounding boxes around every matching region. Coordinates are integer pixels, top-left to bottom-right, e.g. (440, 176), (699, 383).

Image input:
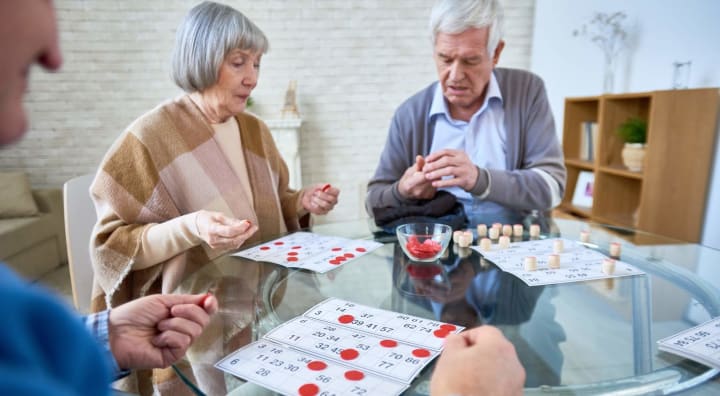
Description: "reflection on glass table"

(174, 217), (720, 395)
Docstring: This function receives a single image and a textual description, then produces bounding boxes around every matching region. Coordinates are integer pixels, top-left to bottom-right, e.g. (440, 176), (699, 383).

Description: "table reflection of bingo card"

(216, 340), (408, 396)
(657, 317), (720, 369)
(266, 317), (439, 383)
(307, 298), (464, 351)
(233, 232), (382, 273)
(476, 238), (644, 286)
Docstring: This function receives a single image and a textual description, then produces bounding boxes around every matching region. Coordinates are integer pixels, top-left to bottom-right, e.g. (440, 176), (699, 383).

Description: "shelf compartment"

(592, 172), (642, 229)
(562, 98), (599, 160)
(598, 96), (651, 169)
(561, 165), (595, 212)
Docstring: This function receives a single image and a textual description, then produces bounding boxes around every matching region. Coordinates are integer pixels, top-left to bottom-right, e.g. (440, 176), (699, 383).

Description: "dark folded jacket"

(372, 191), (467, 233)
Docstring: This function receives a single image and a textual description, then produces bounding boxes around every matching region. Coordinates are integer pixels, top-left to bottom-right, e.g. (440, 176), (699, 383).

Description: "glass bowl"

(396, 223), (452, 262)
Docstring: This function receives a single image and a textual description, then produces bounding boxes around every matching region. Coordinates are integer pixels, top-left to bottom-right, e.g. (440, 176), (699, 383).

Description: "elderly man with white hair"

(367, 0), (566, 227)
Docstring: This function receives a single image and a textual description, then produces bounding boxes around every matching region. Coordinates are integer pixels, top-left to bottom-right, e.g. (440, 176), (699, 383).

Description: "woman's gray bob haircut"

(171, 1), (269, 93)
(429, 0), (504, 58)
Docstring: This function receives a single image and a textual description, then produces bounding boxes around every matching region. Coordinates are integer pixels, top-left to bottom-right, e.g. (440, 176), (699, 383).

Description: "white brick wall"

(1, 0), (535, 223)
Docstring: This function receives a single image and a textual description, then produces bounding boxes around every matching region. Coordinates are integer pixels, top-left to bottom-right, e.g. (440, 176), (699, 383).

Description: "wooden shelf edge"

(593, 214), (636, 229)
(559, 204), (592, 218)
(603, 92), (653, 100)
(566, 95), (600, 102)
(565, 158), (595, 170)
(597, 165), (644, 180)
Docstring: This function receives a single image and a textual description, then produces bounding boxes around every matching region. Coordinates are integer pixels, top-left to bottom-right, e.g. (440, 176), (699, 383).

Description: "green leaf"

(616, 117), (647, 144)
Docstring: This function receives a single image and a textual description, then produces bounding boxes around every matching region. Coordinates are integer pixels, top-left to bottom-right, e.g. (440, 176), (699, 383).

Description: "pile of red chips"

(405, 235), (442, 259)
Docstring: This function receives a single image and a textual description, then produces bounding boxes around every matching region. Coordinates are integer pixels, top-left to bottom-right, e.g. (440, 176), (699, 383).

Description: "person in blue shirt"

(0, 2), (218, 395)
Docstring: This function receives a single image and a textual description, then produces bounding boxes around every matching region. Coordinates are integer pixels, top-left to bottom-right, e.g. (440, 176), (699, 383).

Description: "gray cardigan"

(366, 68), (566, 215)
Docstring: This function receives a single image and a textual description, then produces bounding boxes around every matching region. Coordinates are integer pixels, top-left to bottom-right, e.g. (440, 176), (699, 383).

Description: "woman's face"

(203, 48), (261, 119)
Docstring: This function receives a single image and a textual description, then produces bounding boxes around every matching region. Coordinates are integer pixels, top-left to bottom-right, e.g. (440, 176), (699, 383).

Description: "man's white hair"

(430, 0), (504, 57)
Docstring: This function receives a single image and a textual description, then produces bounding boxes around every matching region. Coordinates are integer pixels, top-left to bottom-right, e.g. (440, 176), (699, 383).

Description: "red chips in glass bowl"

(396, 223), (452, 262)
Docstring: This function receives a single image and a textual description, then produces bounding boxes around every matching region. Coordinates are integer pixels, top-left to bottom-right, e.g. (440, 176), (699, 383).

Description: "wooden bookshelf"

(560, 88), (719, 242)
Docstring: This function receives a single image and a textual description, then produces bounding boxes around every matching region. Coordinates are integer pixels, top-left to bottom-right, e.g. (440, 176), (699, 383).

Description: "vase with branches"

(573, 12), (628, 93)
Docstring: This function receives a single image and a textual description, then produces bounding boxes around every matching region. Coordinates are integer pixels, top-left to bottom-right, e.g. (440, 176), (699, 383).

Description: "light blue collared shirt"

(429, 73), (508, 218)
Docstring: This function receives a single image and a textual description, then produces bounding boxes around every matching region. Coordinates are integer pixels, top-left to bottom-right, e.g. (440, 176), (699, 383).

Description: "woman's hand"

(301, 184), (339, 215)
(195, 210), (257, 249)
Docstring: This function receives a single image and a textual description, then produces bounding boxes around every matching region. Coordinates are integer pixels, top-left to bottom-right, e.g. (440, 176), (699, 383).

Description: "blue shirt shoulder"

(0, 264), (111, 395)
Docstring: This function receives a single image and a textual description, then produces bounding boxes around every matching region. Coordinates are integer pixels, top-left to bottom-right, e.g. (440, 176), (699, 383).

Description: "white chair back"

(63, 174), (96, 313)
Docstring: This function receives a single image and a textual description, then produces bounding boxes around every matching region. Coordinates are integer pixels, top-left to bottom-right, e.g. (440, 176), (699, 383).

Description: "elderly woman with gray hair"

(90, 0), (338, 324)
(90, 3), (338, 392)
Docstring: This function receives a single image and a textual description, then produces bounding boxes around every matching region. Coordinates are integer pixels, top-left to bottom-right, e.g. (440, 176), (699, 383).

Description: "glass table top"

(175, 217), (720, 395)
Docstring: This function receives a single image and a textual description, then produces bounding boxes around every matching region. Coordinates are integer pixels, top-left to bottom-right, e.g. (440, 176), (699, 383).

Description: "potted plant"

(616, 117), (647, 171)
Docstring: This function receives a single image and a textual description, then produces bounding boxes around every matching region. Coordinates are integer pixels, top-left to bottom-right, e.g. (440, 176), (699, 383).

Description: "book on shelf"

(579, 121), (599, 161)
(571, 171), (594, 209)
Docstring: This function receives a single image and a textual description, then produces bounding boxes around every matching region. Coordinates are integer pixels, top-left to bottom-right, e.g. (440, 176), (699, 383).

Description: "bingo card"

(233, 232), (382, 273)
(216, 298), (464, 396)
(657, 316), (720, 370)
(474, 238), (644, 286)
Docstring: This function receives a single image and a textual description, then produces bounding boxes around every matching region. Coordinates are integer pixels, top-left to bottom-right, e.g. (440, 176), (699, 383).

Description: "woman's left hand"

(301, 183), (339, 215)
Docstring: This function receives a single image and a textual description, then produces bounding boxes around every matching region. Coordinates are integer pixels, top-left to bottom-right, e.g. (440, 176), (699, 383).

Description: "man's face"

(0, 0), (62, 146)
(433, 27), (504, 121)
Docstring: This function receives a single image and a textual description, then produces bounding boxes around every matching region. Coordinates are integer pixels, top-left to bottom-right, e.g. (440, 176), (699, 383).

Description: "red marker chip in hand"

(199, 292), (213, 308)
(321, 183), (331, 192)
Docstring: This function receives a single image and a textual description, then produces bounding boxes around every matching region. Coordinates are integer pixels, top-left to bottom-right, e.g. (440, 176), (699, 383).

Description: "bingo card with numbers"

(233, 232), (382, 273)
(474, 238), (644, 286)
(658, 316), (720, 370)
(216, 298), (464, 396)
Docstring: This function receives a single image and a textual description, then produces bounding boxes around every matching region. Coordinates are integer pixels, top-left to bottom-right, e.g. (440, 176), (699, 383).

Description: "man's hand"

(109, 293), (219, 370)
(423, 149), (479, 191)
(398, 155), (436, 200)
(195, 210), (257, 250)
(431, 326), (525, 396)
(301, 184), (340, 215)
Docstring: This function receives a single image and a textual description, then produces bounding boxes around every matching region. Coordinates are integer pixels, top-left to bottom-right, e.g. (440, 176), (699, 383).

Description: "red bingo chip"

(344, 370), (365, 381)
(412, 348), (431, 358)
(380, 339), (398, 348)
(433, 329), (449, 338)
(307, 361), (327, 371)
(405, 235), (442, 259)
(340, 348), (359, 360)
(298, 383), (319, 396)
(338, 314), (354, 324)
(439, 324), (457, 332)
